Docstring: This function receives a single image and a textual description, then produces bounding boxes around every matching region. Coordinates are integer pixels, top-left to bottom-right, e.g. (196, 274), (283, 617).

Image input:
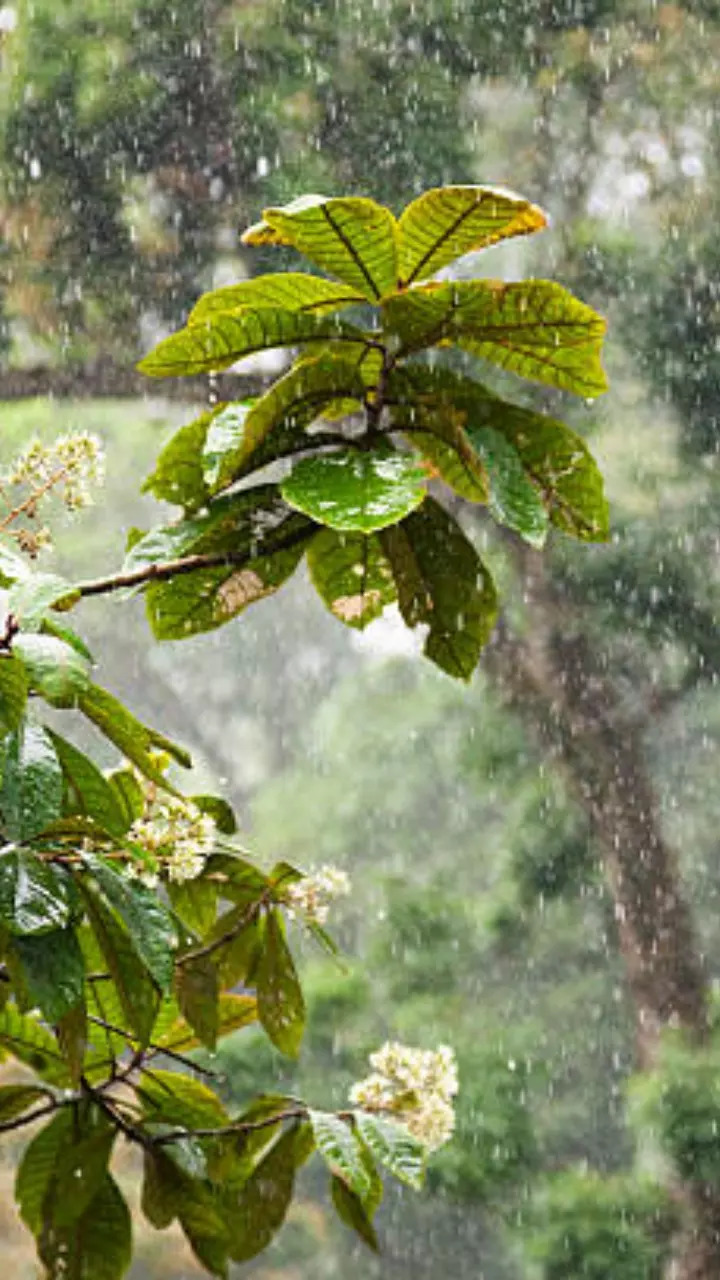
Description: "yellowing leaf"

(397, 184), (547, 284)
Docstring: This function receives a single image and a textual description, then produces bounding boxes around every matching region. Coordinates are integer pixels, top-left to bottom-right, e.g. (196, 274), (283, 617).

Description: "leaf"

(125, 485), (290, 570)
(256, 910), (305, 1058)
(48, 1111), (116, 1228)
(106, 768), (145, 827)
(468, 427), (549, 547)
(397, 184), (547, 285)
(331, 1175), (380, 1251)
(0, 1002), (70, 1083)
(12, 927), (85, 1022)
(282, 446), (427, 533)
(0, 722), (63, 839)
(40, 617), (94, 663)
(8, 573), (79, 628)
(83, 854), (177, 989)
(138, 307), (367, 377)
(142, 409), (215, 512)
(206, 909), (263, 990)
(157, 992), (258, 1054)
(139, 1068), (230, 1129)
(0, 1083), (50, 1124)
(309, 1110), (371, 1199)
(142, 1148), (184, 1229)
(0, 850), (76, 935)
(381, 497), (498, 679)
(354, 1111), (426, 1190)
(168, 876), (219, 938)
(202, 353), (369, 492)
(39, 1172), (132, 1280)
(13, 633), (90, 707)
(174, 954), (219, 1051)
(383, 280), (608, 397)
(48, 731), (128, 837)
(56, 1001), (88, 1085)
(227, 1124), (297, 1263)
(242, 195), (398, 301)
(80, 885), (160, 1045)
(191, 793), (237, 835)
(386, 366), (489, 501)
(190, 271), (364, 322)
(0, 656), (28, 737)
(17, 1109), (74, 1234)
(78, 682), (191, 784)
(307, 528), (396, 629)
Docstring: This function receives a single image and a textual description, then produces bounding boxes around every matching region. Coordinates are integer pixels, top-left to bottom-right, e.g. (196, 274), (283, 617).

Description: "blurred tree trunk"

(485, 548), (720, 1276)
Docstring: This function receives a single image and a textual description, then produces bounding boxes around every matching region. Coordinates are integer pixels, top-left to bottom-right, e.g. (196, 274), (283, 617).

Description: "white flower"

(127, 794), (216, 884)
(349, 1041), (458, 1153)
(284, 865), (350, 925)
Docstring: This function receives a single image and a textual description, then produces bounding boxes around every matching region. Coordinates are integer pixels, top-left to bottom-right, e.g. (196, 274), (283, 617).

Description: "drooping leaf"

(157, 992), (258, 1054)
(83, 854), (177, 990)
(13, 633), (90, 707)
(0, 656), (28, 736)
(383, 279), (608, 397)
(468, 426), (549, 547)
(56, 1000), (88, 1085)
(80, 885), (160, 1045)
(16, 1109), (74, 1234)
(309, 1110), (371, 1200)
(190, 272), (364, 322)
(142, 1148), (185, 1229)
(0, 1083), (51, 1124)
(0, 850), (76, 935)
(354, 1111), (426, 1190)
(381, 497), (498, 679)
(46, 1111), (116, 1229)
(138, 307), (366, 377)
(206, 908), (263, 989)
(242, 195), (398, 301)
(139, 1068), (230, 1130)
(227, 1124), (298, 1263)
(78, 682), (191, 784)
(255, 910), (305, 1058)
(40, 617), (94, 662)
(282, 446), (427, 533)
(0, 722), (63, 839)
(307, 528), (396, 629)
(330, 1175), (380, 1251)
(174, 953), (219, 1051)
(397, 184), (547, 284)
(39, 1172), (132, 1280)
(202, 353), (369, 492)
(191, 793), (237, 835)
(48, 731), (128, 837)
(106, 768), (145, 828)
(12, 927), (85, 1022)
(0, 1003), (70, 1083)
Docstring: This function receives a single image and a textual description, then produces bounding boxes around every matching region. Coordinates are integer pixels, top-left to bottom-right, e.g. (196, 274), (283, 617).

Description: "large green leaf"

(0, 656), (28, 736)
(226, 1125), (298, 1263)
(174, 953), (219, 1051)
(468, 427), (549, 548)
(0, 1003), (70, 1083)
(167, 875), (219, 938)
(17, 1109), (75, 1234)
(78, 682), (191, 784)
(13, 633), (90, 707)
(282, 446), (427, 533)
(83, 854), (177, 990)
(242, 195), (398, 301)
(0, 1083), (50, 1124)
(310, 1110), (371, 1200)
(387, 372), (489, 501)
(39, 1172), (132, 1280)
(331, 1175), (379, 1252)
(256, 910), (305, 1059)
(142, 408), (217, 512)
(0, 722), (63, 839)
(354, 1111), (426, 1190)
(0, 850), (75, 936)
(307, 528), (396, 629)
(381, 497), (498, 680)
(139, 1068), (230, 1130)
(48, 731), (128, 837)
(383, 280), (608, 397)
(203, 354), (369, 492)
(156, 992), (258, 1054)
(189, 272), (364, 322)
(13, 927), (85, 1022)
(80, 885), (160, 1045)
(41, 1108), (116, 1229)
(397, 184), (547, 285)
(138, 307), (367, 377)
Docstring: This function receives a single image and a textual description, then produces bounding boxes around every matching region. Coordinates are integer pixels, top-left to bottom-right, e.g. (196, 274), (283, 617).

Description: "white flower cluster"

(284, 864), (350, 925)
(349, 1042), (458, 1152)
(126, 794), (216, 887)
(2, 433), (104, 556)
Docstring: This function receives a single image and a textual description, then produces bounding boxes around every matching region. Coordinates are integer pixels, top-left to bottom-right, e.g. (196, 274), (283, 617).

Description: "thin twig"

(86, 1014), (220, 1080)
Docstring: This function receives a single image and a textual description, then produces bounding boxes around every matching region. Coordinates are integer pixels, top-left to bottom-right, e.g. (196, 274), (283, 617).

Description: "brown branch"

(153, 1107), (308, 1145)
(0, 1097), (63, 1135)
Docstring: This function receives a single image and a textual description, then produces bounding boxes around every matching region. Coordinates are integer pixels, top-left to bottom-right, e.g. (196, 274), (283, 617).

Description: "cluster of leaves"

(135, 184), (609, 679)
(628, 1032), (720, 1189)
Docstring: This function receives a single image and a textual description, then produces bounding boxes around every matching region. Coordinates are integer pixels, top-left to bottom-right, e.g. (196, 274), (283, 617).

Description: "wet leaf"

(282, 446), (427, 533)
(0, 850), (76, 935)
(12, 927), (85, 1022)
(226, 1124), (297, 1263)
(0, 656), (28, 736)
(468, 426), (549, 547)
(13, 633), (90, 707)
(397, 184), (547, 284)
(190, 271), (364, 322)
(139, 1069), (230, 1130)
(307, 527), (396, 628)
(49, 730), (128, 837)
(0, 723), (63, 839)
(354, 1111), (426, 1190)
(78, 682), (191, 784)
(310, 1109), (371, 1199)
(256, 910), (305, 1058)
(83, 854), (177, 990)
(174, 953), (219, 1050)
(331, 1175), (380, 1251)
(0, 1003), (70, 1084)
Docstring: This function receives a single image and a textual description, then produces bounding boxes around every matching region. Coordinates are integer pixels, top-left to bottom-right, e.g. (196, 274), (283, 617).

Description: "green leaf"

(0, 722), (63, 839)
(242, 195), (398, 301)
(142, 1148), (184, 1229)
(40, 617), (94, 663)
(156, 992), (258, 1054)
(190, 271), (364, 322)
(16, 1109), (74, 1234)
(168, 876), (219, 938)
(468, 427), (549, 547)
(139, 1068), (230, 1129)
(310, 1110), (371, 1199)
(354, 1111), (426, 1190)
(191, 793), (236, 835)
(106, 768), (144, 827)
(0, 656), (28, 737)
(282, 446), (427, 534)
(381, 497), (498, 679)
(142, 409), (215, 512)
(331, 1175), (380, 1251)
(0, 850), (76, 935)
(125, 485), (290, 570)
(397, 184), (547, 285)
(386, 366), (489, 501)
(0, 542), (31, 586)
(203, 353), (368, 492)
(83, 854), (177, 989)
(47, 1111), (116, 1228)
(307, 528), (396, 629)
(80, 885), (160, 1045)
(138, 307), (366, 377)
(206, 909), (263, 989)
(227, 1124), (298, 1263)
(13, 633), (90, 707)
(8, 573), (79, 628)
(0, 1082), (50, 1123)
(78, 682), (191, 784)
(56, 1001), (88, 1085)
(383, 280), (608, 397)
(0, 1003), (70, 1083)
(12, 927), (84, 1022)
(40, 1172), (132, 1280)
(48, 731), (128, 837)
(174, 954), (219, 1051)
(256, 910), (305, 1058)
